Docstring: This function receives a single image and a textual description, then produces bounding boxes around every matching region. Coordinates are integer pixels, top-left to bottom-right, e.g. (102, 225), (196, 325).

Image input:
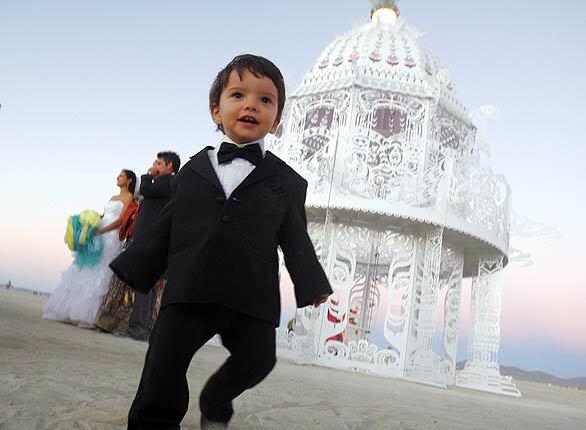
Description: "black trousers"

(128, 303), (277, 430)
(127, 287), (157, 340)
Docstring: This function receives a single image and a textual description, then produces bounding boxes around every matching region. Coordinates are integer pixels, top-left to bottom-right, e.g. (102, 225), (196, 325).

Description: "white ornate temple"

(268, 0), (521, 397)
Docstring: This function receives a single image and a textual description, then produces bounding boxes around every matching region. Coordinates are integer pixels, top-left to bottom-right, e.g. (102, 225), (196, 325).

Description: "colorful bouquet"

(64, 209), (104, 267)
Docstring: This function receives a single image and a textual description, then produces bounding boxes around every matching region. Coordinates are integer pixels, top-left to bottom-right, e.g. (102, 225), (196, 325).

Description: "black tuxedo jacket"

(134, 173), (173, 238)
(110, 147), (332, 325)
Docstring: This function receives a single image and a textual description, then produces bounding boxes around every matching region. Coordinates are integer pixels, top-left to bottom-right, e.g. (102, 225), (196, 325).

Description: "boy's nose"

(244, 103), (258, 112)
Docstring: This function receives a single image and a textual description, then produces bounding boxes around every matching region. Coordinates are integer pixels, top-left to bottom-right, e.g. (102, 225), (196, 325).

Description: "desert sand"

(1, 288), (584, 430)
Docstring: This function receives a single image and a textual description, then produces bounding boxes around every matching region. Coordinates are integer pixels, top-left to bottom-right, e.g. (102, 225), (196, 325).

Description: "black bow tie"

(217, 141), (262, 165)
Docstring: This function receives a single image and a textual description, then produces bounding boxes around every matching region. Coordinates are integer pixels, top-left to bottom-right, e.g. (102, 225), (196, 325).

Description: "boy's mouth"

(238, 115), (259, 125)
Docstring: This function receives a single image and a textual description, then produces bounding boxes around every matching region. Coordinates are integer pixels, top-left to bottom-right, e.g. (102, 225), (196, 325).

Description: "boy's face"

(211, 69), (280, 144)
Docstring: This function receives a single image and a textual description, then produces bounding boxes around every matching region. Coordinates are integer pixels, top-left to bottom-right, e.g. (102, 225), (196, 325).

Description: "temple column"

(440, 248), (464, 386)
(456, 256), (521, 397)
(404, 227), (446, 386)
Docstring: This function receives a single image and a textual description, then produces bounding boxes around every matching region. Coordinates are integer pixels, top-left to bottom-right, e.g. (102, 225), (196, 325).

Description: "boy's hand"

(311, 294), (330, 308)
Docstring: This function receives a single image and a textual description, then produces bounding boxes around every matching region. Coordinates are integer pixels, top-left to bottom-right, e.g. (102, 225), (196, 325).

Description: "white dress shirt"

(208, 136), (266, 198)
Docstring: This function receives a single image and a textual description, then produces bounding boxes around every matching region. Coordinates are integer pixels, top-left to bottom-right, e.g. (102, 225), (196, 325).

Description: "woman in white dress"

(43, 169), (137, 327)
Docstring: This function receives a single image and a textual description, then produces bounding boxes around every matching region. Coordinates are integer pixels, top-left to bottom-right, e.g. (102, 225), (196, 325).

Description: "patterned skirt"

(94, 274), (135, 334)
(94, 275), (166, 334)
(94, 236), (165, 334)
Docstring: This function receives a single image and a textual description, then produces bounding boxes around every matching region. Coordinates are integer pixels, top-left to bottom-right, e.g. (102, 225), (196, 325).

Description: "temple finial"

(370, 0), (400, 24)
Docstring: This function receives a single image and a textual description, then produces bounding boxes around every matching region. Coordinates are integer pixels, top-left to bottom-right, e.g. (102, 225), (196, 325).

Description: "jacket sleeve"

(139, 174), (173, 199)
(277, 180), (332, 308)
(109, 187), (175, 294)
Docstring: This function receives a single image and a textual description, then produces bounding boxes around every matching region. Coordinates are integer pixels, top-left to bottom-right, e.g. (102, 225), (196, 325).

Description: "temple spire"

(370, 0), (400, 24)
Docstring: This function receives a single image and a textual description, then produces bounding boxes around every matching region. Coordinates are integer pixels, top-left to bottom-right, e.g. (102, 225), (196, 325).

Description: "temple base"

(456, 363), (521, 397)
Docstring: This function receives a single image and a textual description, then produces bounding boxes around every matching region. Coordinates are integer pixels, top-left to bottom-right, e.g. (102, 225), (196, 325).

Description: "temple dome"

(294, 8), (469, 122)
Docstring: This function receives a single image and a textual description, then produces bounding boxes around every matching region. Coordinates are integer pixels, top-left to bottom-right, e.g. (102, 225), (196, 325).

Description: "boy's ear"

(210, 105), (221, 126)
(269, 118), (280, 134)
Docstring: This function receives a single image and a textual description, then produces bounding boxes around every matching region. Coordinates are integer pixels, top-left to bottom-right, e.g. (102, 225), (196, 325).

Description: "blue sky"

(1, 0), (585, 378)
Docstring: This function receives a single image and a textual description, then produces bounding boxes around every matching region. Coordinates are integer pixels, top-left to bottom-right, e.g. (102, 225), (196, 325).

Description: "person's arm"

(139, 174), (173, 199)
(277, 180), (332, 308)
(109, 178), (177, 294)
(96, 195), (133, 235)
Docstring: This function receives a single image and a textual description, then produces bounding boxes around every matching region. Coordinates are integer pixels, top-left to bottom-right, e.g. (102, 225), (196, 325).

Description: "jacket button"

(221, 215), (230, 223)
(216, 196), (226, 204)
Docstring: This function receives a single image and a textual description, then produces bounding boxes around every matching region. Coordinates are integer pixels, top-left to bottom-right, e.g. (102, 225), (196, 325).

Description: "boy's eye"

(231, 92), (243, 99)
(261, 97), (273, 104)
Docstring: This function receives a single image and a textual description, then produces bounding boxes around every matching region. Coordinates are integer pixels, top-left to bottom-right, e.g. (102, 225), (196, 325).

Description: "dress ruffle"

(43, 201), (124, 325)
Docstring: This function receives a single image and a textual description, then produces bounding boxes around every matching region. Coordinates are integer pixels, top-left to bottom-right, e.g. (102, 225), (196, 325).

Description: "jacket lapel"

(232, 151), (281, 196)
(188, 147), (225, 196)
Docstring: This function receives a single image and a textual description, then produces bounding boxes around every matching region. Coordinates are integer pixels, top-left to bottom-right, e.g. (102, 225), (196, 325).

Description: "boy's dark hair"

(122, 169), (137, 195)
(157, 151), (181, 173)
(209, 54), (286, 133)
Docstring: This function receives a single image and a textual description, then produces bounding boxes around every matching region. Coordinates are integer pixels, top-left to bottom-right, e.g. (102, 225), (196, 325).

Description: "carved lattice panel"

(436, 245), (464, 385)
(316, 225), (417, 376)
(341, 91), (428, 204)
(466, 167), (511, 243)
(318, 224), (370, 346)
(268, 91), (351, 195)
(381, 230), (417, 370)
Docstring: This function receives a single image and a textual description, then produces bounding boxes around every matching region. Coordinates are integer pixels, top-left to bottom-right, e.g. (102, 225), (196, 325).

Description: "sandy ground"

(1, 289), (585, 430)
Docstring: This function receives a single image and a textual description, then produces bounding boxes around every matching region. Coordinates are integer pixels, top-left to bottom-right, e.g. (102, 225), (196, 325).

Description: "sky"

(1, 0), (585, 378)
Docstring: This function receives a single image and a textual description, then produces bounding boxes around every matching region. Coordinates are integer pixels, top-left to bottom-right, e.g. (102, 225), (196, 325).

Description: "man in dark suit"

(126, 151), (180, 341)
(110, 54), (331, 430)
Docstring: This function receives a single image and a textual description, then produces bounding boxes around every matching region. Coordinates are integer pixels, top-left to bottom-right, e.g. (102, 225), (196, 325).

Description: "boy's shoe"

(200, 415), (228, 429)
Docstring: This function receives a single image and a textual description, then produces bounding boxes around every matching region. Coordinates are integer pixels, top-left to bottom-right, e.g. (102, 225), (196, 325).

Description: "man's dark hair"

(209, 54), (286, 132)
(157, 151), (181, 173)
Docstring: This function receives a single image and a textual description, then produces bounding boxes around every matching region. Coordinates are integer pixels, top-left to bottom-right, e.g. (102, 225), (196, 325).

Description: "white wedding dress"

(43, 200), (125, 325)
